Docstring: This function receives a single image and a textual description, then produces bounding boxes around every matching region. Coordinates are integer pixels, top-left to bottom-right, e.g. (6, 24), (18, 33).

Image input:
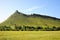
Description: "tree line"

(0, 25), (60, 31)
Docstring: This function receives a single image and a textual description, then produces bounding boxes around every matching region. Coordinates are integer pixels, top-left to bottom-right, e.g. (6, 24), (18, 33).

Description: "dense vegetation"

(0, 24), (60, 31)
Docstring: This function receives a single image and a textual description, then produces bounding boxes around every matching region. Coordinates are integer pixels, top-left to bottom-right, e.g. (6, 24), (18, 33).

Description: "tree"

(51, 26), (57, 31)
(0, 26), (3, 31)
(14, 24), (22, 31)
(57, 26), (60, 30)
(44, 26), (51, 31)
(36, 26), (43, 31)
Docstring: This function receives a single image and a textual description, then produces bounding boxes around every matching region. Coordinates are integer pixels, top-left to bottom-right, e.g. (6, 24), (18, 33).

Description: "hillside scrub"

(0, 25), (60, 31)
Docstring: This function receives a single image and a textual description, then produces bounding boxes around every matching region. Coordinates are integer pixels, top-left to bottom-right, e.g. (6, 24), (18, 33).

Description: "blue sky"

(0, 0), (60, 23)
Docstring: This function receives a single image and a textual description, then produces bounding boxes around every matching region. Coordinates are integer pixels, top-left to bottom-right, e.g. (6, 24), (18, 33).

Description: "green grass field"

(0, 31), (60, 40)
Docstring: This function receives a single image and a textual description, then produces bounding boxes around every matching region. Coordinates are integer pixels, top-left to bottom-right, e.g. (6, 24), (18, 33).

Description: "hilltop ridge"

(14, 10), (60, 20)
(0, 10), (60, 27)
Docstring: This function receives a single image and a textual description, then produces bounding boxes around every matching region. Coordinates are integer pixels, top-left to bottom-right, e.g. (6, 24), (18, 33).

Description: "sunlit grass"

(0, 31), (60, 40)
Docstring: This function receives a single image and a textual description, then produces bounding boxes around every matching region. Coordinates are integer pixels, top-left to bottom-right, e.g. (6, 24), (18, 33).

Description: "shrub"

(36, 26), (43, 31)
(51, 26), (57, 31)
(56, 26), (60, 30)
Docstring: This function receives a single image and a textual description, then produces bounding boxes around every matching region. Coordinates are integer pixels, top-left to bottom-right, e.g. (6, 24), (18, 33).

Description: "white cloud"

(35, 12), (49, 16)
(25, 6), (39, 12)
(24, 5), (46, 13)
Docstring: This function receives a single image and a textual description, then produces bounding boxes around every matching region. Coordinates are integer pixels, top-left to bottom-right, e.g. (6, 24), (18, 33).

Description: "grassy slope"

(0, 31), (60, 40)
(0, 11), (60, 27)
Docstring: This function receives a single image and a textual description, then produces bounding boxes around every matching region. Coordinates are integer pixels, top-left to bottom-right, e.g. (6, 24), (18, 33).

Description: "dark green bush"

(0, 25), (60, 31)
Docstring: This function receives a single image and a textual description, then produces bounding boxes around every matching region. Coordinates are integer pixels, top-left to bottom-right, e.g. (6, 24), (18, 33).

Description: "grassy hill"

(0, 10), (60, 27)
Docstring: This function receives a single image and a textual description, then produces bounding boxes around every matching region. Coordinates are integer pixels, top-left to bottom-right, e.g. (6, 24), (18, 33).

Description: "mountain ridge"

(15, 10), (60, 20)
(0, 10), (60, 27)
